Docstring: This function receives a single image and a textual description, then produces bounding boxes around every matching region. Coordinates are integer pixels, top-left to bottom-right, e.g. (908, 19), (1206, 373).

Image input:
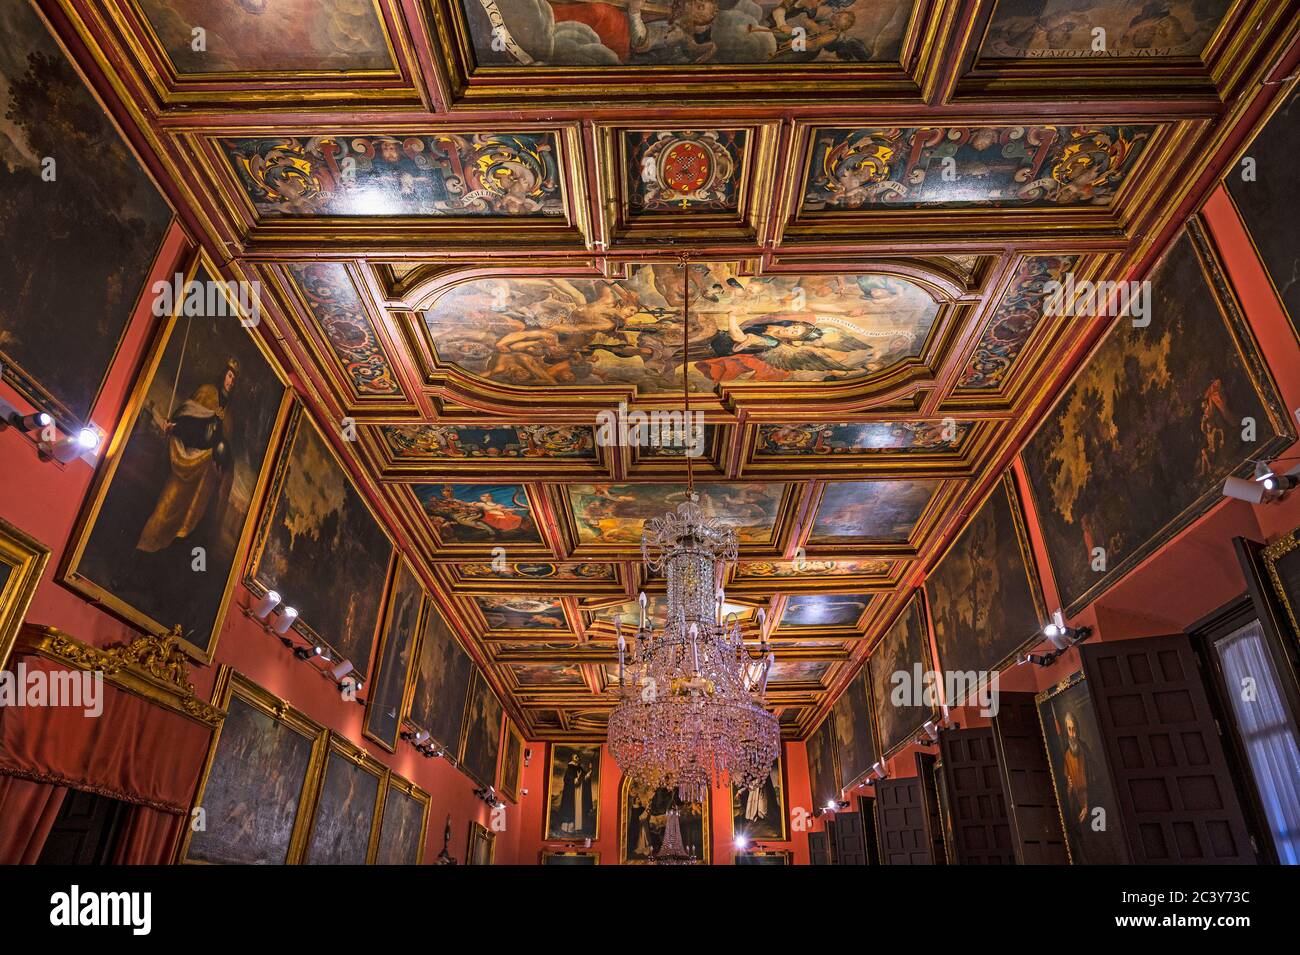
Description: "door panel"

(873, 777), (933, 864)
(939, 728), (1017, 864)
(914, 752), (948, 865)
(993, 692), (1069, 864)
(832, 810), (868, 865)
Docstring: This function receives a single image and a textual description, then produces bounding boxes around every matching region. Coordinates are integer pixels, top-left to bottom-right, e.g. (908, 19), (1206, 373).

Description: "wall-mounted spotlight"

(45, 426), (101, 464)
(271, 606), (299, 636)
(6, 409), (52, 433)
(1224, 459), (1300, 504)
(293, 644), (325, 662)
(1023, 610), (1094, 667)
(523, 747), (533, 768)
(473, 785), (502, 808)
(735, 835), (749, 849)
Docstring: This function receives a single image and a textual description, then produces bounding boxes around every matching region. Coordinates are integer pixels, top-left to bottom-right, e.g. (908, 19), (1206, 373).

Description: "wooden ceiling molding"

(34, 0), (1300, 740)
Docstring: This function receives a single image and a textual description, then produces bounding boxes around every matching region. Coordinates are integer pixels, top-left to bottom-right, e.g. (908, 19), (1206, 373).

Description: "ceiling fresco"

(41, 0), (1297, 741)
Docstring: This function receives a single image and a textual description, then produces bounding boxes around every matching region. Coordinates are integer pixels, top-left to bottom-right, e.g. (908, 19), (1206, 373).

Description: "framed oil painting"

(363, 558), (424, 751)
(620, 777), (710, 865)
(181, 669), (328, 865)
(544, 743), (601, 841)
(304, 735), (384, 865)
(1262, 526), (1300, 645)
(732, 752), (788, 843)
(805, 714), (840, 807)
(979, 1), (1230, 60)
(247, 406), (394, 679)
(831, 666), (879, 789)
(1021, 219), (1293, 615)
(1226, 82), (1300, 342)
(926, 473), (1046, 688)
(1037, 673), (1131, 865)
(735, 850), (791, 865)
(541, 849), (598, 865)
(459, 669), (504, 787)
(867, 591), (937, 757)
(407, 602), (475, 754)
(0, 0), (173, 428)
(0, 517), (50, 674)
(466, 820), (496, 865)
(63, 256), (290, 661)
(499, 720), (524, 802)
(374, 775), (430, 865)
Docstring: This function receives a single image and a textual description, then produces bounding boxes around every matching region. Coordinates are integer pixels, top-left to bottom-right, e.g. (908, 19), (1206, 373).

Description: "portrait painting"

(421, 265), (939, 395)
(0, 0), (172, 425)
(779, 593), (871, 629)
(133, 0), (396, 74)
(466, 821), (496, 865)
(414, 484), (541, 545)
(569, 482), (785, 545)
(541, 850), (598, 865)
(381, 423), (596, 459)
(756, 421), (971, 456)
(806, 714), (839, 806)
(363, 561), (424, 750)
(407, 604), (475, 752)
(66, 263), (287, 661)
(831, 667), (878, 787)
(248, 410), (393, 678)
(459, 0), (915, 66)
(802, 125), (1152, 210)
(981, 0), (1230, 59)
(620, 777), (710, 864)
(374, 779), (429, 865)
(305, 744), (382, 865)
(286, 263), (399, 396)
(867, 592), (936, 756)
(459, 670), (504, 787)
(1021, 222), (1291, 614)
(732, 753), (788, 842)
(509, 663), (586, 687)
(1227, 83), (1299, 341)
(545, 743), (601, 841)
(499, 722), (524, 801)
(185, 691), (321, 865)
(224, 133), (563, 218)
(926, 475), (1045, 681)
(809, 480), (938, 544)
(624, 130), (746, 214)
(1037, 674), (1130, 864)
(475, 596), (568, 631)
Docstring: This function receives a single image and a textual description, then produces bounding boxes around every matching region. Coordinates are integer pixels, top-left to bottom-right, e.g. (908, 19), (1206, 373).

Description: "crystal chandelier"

(607, 256), (781, 805)
(653, 809), (698, 866)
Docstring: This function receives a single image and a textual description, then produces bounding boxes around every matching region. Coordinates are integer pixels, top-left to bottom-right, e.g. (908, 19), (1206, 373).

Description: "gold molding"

(0, 518), (50, 674)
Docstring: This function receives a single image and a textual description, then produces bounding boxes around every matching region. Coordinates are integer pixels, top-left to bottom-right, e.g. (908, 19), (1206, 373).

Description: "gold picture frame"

(303, 732), (388, 865)
(466, 820), (496, 865)
(734, 849), (792, 865)
(543, 743), (601, 842)
(730, 749), (789, 844)
(498, 719), (524, 803)
(1262, 526), (1300, 647)
(375, 772), (432, 865)
(540, 849), (599, 865)
(618, 774), (711, 865)
(0, 517), (50, 673)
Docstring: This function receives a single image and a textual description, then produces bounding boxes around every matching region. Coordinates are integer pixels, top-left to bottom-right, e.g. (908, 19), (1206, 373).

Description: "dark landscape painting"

(981, 0), (1230, 59)
(459, 670), (504, 786)
(500, 723), (523, 801)
(374, 782), (427, 865)
(1227, 84), (1299, 342)
(0, 1), (172, 424)
(867, 592), (935, 756)
(806, 715), (839, 806)
(621, 779), (709, 864)
(186, 696), (315, 865)
(250, 412), (392, 678)
(305, 747), (381, 865)
(545, 744), (601, 841)
(927, 476), (1044, 680)
(364, 561), (423, 750)
(1021, 224), (1290, 613)
(69, 265), (285, 660)
(1038, 675), (1130, 864)
(831, 667), (877, 787)
(732, 755), (787, 842)
(809, 480), (937, 544)
(407, 605), (475, 752)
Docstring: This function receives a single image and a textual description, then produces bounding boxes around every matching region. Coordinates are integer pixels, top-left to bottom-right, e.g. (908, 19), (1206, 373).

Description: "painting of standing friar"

(620, 777), (710, 864)
(1020, 221), (1292, 615)
(414, 484), (542, 545)
(305, 742), (383, 865)
(364, 561), (424, 750)
(459, 670), (505, 787)
(867, 591), (935, 757)
(732, 754), (787, 842)
(831, 666), (878, 788)
(1037, 674), (1130, 864)
(374, 777), (430, 865)
(133, 0), (396, 74)
(223, 133), (564, 218)
(407, 604), (475, 753)
(248, 409), (393, 678)
(981, 0), (1231, 59)
(1227, 83), (1299, 343)
(0, 0), (173, 426)
(809, 480), (938, 544)
(545, 744), (602, 841)
(926, 474), (1045, 681)
(421, 266), (939, 394)
(65, 263), (288, 661)
(459, 0), (915, 66)
(802, 125), (1152, 210)
(569, 482), (785, 545)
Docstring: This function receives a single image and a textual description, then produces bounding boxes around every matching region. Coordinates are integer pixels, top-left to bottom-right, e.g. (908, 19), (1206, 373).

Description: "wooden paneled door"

(873, 777), (934, 864)
(914, 752), (948, 864)
(1081, 635), (1260, 864)
(832, 810), (869, 865)
(938, 728), (1017, 864)
(993, 692), (1069, 864)
(808, 830), (832, 866)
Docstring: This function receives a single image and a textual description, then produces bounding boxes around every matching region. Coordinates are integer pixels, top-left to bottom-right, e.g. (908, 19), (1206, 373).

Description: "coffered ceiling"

(45, 0), (1300, 739)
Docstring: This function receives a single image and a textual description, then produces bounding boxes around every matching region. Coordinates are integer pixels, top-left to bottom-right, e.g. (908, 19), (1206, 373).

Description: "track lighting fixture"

(271, 606), (298, 636)
(46, 426), (100, 464)
(473, 785), (502, 808)
(1224, 459), (1300, 503)
(1021, 610), (1094, 666)
(7, 409), (51, 433)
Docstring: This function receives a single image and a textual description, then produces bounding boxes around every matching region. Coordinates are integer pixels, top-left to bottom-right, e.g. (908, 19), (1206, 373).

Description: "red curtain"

(0, 776), (66, 864)
(111, 805), (184, 864)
